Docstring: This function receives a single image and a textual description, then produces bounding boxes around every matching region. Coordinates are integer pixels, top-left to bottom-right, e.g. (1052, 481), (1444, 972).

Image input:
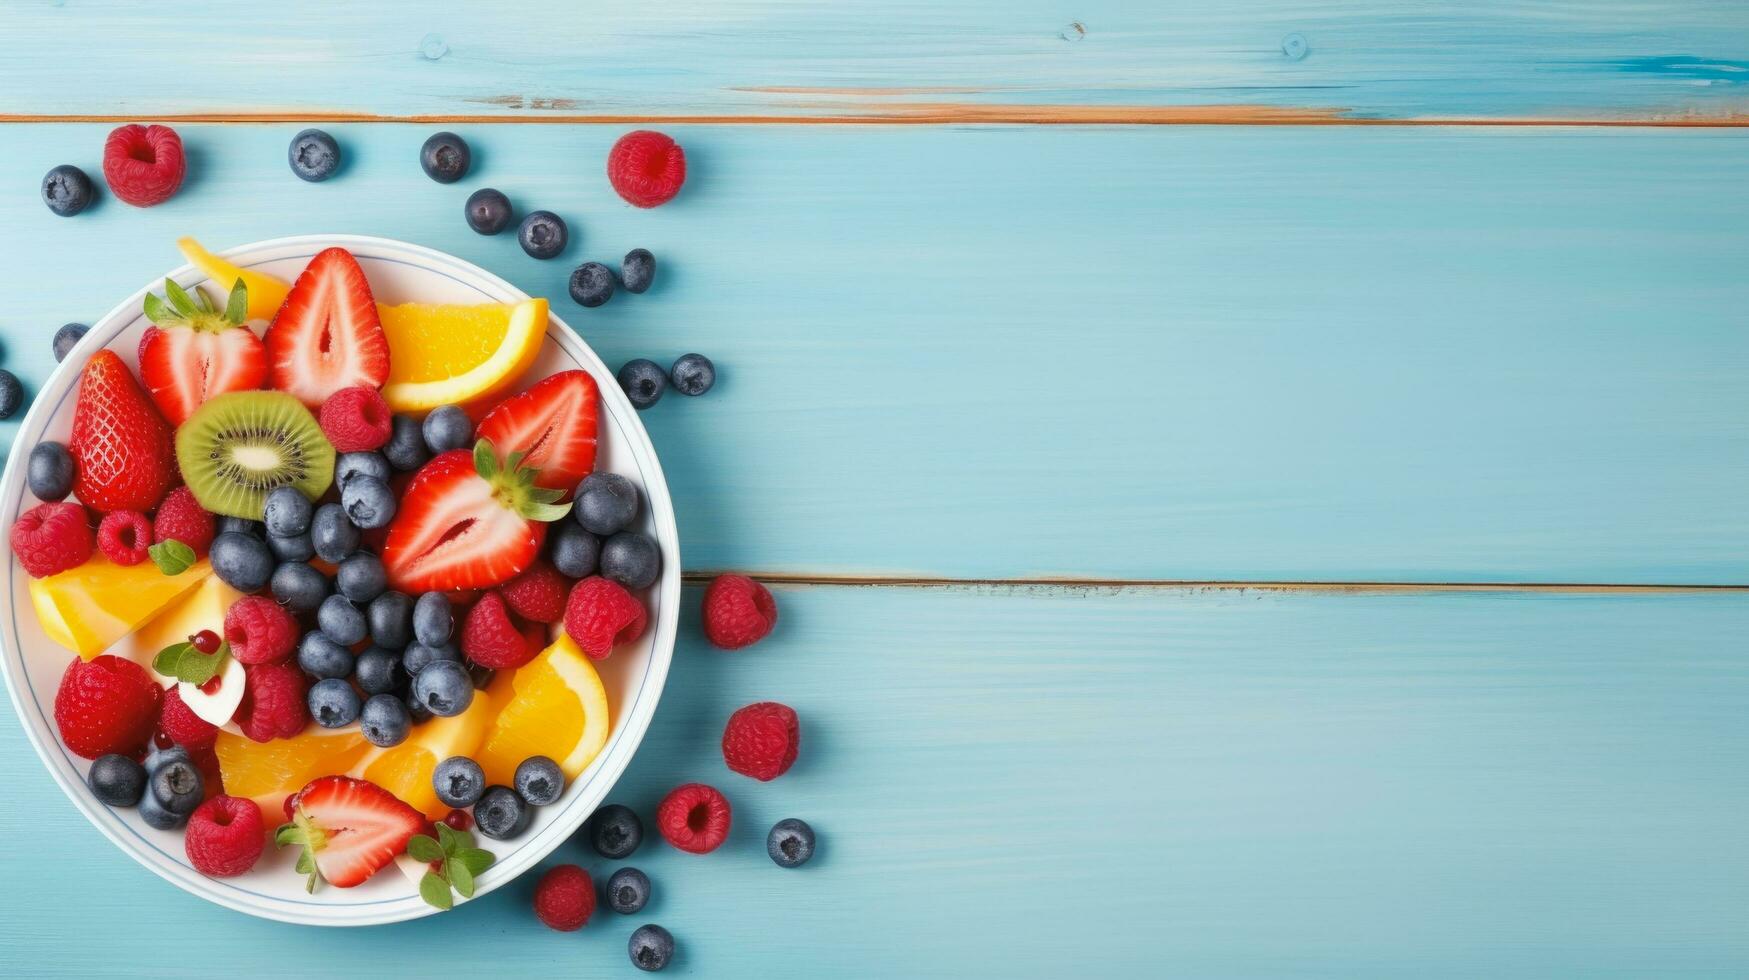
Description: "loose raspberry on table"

(157, 685), (218, 752)
(184, 795), (265, 877)
(319, 385), (393, 453)
(533, 864), (595, 931)
(607, 130), (686, 208)
(234, 661), (307, 742)
(501, 559), (567, 624)
(657, 782), (732, 854)
(722, 702), (800, 781)
(563, 576), (646, 661)
(153, 486), (215, 558)
(53, 655), (160, 759)
(701, 574), (778, 649)
(97, 509), (153, 566)
(102, 124), (185, 207)
(224, 595), (297, 665)
(11, 501), (94, 578)
(461, 591), (536, 669)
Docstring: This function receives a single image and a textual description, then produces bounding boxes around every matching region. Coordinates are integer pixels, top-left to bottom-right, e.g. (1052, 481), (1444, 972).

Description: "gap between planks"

(679, 573), (1749, 595)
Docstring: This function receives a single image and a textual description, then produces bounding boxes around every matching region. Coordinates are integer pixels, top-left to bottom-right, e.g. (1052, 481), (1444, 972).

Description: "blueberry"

(669, 353), (715, 397)
(588, 803), (643, 858)
(465, 188), (513, 234)
(606, 867), (651, 914)
(517, 210), (568, 260)
(383, 415), (430, 471)
(262, 486), (312, 536)
(412, 660), (473, 717)
(617, 359), (667, 410)
(407, 694), (434, 724)
(288, 128), (340, 182)
(271, 560), (329, 613)
(212, 532), (275, 593)
(368, 591), (414, 648)
(143, 745), (191, 774)
(267, 530), (315, 562)
(341, 475), (396, 529)
(52, 323), (88, 362)
(150, 759), (204, 816)
(297, 631), (354, 679)
(433, 756), (486, 808)
(575, 473), (639, 535)
(413, 592), (454, 645)
(87, 753), (146, 807)
(767, 818), (816, 868)
(138, 785), (184, 830)
(27, 442), (74, 501)
(0, 370), (24, 420)
(473, 785), (530, 840)
(310, 503), (360, 563)
(568, 262), (614, 308)
(420, 132), (471, 183)
(621, 248), (656, 294)
(402, 642), (459, 676)
(308, 677), (361, 728)
(216, 516), (264, 538)
(513, 755), (564, 806)
(355, 646), (405, 695)
(360, 694), (412, 747)
(599, 531), (661, 590)
(42, 164), (94, 217)
(336, 451), (391, 487)
(421, 405), (472, 454)
(548, 522), (601, 578)
(468, 661), (496, 690)
(628, 924), (675, 972)
(336, 553), (386, 604)
(317, 594), (368, 646)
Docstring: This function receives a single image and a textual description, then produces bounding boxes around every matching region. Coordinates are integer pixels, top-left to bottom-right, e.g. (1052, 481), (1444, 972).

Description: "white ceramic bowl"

(0, 235), (678, 925)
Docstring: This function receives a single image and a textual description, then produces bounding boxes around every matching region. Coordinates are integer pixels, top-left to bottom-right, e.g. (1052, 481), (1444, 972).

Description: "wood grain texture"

(2, 124), (1746, 584)
(1, 584), (1745, 977)
(0, 2), (1744, 122)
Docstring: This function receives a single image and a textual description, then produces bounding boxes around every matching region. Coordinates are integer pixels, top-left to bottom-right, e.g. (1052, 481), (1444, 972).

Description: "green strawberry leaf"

(446, 856), (475, 899)
(163, 277), (200, 318)
(407, 834), (444, 863)
(223, 278), (249, 324)
(142, 292), (174, 325)
(148, 539), (197, 576)
(456, 847), (495, 876)
(273, 822), (302, 847)
(523, 501), (573, 523)
(419, 871), (453, 910)
(473, 439), (499, 480)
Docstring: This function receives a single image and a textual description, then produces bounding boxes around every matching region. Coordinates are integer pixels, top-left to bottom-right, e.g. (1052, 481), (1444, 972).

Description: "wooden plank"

(2, 584), (1745, 976)
(0, 2), (1744, 123)
(2, 124), (1745, 584)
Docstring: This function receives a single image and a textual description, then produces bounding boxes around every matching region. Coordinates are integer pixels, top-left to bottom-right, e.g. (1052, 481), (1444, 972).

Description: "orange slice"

(176, 237), (291, 322)
(214, 726), (371, 814)
(28, 555), (213, 660)
(377, 299), (548, 412)
(350, 692), (498, 819)
(475, 633), (611, 788)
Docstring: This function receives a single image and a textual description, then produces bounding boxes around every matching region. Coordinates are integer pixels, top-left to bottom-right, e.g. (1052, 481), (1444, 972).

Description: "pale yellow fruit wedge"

(176, 237), (290, 322)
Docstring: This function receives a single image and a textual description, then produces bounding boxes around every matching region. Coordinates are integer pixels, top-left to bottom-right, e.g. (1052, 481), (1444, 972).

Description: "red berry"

(101, 124), (186, 207)
(96, 510), (153, 566)
(562, 576), (647, 661)
(501, 559), (568, 624)
(656, 783), (732, 854)
(234, 662), (308, 742)
(153, 731), (175, 751)
(701, 574), (777, 650)
(11, 501), (94, 578)
(190, 629), (222, 654)
(606, 130), (686, 208)
(442, 808), (474, 831)
(184, 795), (265, 877)
(224, 595), (297, 665)
(157, 685), (219, 752)
(153, 486), (215, 559)
(721, 701), (800, 781)
(318, 385), (393, 453)
(461, 591), (537, 669)
(53, 655), (160, 759)
(532, 864), (595, 931)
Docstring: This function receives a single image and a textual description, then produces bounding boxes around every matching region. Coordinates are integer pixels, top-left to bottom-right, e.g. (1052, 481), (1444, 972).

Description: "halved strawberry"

(382, 440), (570, 593)
(138, 277), (268, 425)
(264, 247), (390, 407)
(275, 775), (424, 890)
(475, 370), (599, 494)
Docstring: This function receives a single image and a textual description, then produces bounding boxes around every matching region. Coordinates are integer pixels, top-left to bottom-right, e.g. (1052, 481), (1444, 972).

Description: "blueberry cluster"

(563, 473), (661, 586)
(87, 745), (203, 830)
(566, 248), (659, 309)
(432, 754), (566, 842)
(615, 353), (715, 410)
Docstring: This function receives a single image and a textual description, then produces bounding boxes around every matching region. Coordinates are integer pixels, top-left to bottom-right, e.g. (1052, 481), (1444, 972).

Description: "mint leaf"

(446, 856), (475, 899)
(152, 642), (196, 679)
(419, 871), (453, 910)
(148, 539), (197, 576)
(436, 822), (461, 854)
(407, 835), (443, 863)
(153, 641), (228, 686)
(456, 847), (494, 876)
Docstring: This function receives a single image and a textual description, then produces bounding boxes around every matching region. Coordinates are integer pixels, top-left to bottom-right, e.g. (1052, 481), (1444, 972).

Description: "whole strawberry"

(722, 701), (800, 781)
(102, 124), (186, 207)
(70, 350), (177, 513)
(53, 655), (160, 759)
(138, 277), (268, 425)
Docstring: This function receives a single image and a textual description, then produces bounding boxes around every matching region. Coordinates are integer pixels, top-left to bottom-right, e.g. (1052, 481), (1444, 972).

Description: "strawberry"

(137, 277), (267, 425)
(381, 440), (570, 593)
(264, 248), (390, 407)
(275, 775), (424, 890)
(475, 370), (599, 494)
(69, 350), (177, 513)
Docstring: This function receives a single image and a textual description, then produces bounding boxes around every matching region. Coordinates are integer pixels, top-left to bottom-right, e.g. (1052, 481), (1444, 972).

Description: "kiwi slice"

(175, 391), (335, 519)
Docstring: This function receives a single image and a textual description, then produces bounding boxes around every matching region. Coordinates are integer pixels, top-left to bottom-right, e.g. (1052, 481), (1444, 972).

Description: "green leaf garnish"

(419, 871), (453, 910)
(223, 277), (249, 324)
(456, 847), (495, 876)
(148, 539), (197, 576)
(407, 834), (444, 863)
(152, 640), (228, 686)
(415, 825), (494, 909)
(446, 856), (475, 898)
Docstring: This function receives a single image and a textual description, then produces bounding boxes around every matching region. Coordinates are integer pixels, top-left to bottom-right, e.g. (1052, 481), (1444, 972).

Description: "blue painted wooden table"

(1, 4), (1746, 977)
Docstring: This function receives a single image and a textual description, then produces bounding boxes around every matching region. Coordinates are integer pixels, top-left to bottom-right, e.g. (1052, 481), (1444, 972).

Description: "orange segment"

(350, 692), (497, 819)
(378, 299), (548, 412)
(28, 556), (213, 660)
(475, 634), (611, 788)
(214, 726), (370, 813)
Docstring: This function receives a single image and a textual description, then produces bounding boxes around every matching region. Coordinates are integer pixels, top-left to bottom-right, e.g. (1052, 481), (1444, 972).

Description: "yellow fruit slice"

(475, 634), (612, 788)
(215, 726), (371, 813)
(351, 693), (498, 819)
(378, 298), (548, 412)
(132, 574), (243, 660)
(176, 237), (290, 321)
(28, 557), (213, 660)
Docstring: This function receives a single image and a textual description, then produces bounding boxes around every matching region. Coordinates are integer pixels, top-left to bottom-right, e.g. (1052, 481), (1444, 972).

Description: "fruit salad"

(11, 241), (662, 899)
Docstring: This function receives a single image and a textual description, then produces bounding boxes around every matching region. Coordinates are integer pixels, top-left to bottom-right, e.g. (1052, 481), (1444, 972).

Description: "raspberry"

(97, 509), (153, 566)
(184, 795), (265, 877)
(318, 385), (393, 453)
(101, 124), (186, 207)
(532, 864), (595, 931)
(153, 486), (215, 558)
(656, 783), (732, 854)
(563, 576), (647, 661)
(501, 559), (567, 624)
(53, 655), (161, 759)
(701, 574), (777, 649)
(607, 130), (686, 208)
(11, 501), (94, 578)
(234, 662), (308, 742)
(224, 595), (297, 665)
(461, 591), (536, 669)
(721, 702), (800, 781)
(157, 685), (218, 752)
